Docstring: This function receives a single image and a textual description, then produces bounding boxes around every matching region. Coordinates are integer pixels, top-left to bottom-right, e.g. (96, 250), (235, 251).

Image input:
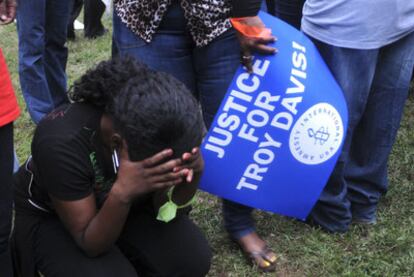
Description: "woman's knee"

(165, 232), (212, 276)
(183, 244), (212, 277)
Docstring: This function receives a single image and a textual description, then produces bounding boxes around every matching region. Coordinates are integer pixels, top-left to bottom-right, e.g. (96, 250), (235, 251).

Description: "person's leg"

(67, 0), (84, 40)
(33, 217), (137, 277)
(17, 0), (52, 124)
(117, 209), (211, 277)
(112, 4), (196, 93)
(265, 0), (276, 15)
(193, 27), (254, 236)
(273, 0), (305, 29)
(346, 32), (414, 223)
(0, 123), (14, 277)
(192, 28), (257, 240)
(193, 28), (240, 128)
(222, 200), (256, 240)
(194, 29), (276, 270)
(222, 199), (277, 271)
(308, 39), (379, 232)
(44, 0), (71, 111)
(84, 0), (106, 38)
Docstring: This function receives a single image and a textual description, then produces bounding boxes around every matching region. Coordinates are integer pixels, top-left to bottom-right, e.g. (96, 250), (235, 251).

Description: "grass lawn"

(1, 17), (413, 277)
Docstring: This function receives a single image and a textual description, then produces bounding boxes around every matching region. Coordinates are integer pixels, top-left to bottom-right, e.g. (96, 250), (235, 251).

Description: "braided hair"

(70, 57), (205, 161)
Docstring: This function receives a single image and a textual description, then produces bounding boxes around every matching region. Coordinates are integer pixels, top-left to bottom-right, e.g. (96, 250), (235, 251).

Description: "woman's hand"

(0, 0), (17, 25)
(151, 147), (204, 211)
(232, 16), (277, 73)
(174, 147), (204, 184)
(112, 146), (189, 204)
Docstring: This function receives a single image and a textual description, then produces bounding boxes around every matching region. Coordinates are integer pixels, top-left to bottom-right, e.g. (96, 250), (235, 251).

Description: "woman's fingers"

(240, 44), (254, 73)
(142, 149), (174, 167)
(146, 157), (182, 176)
(235, 16), (278, 73)
(186, 169), (194, 183)
(173, 148), (202, 173)
(0, 0), (16, 25)
(153, 178), (185, 190)
(254, 36), (278, 54)
(253, 43), (278, 55)
(182, 152), (192, 161)
(255, 35), (277, 44)
(182, 147), (199, 162)
(150, 169), (189, 184)
(0, 1), (8, 24)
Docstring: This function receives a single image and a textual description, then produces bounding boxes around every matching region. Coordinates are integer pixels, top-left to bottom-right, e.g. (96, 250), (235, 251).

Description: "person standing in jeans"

(112, 0), (279, 272)
(301, 0), (414, 233)
(17, 0), (71, 124)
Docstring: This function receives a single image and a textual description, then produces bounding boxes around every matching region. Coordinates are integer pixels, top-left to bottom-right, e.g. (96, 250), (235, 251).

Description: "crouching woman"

(13, 58), (211, 277)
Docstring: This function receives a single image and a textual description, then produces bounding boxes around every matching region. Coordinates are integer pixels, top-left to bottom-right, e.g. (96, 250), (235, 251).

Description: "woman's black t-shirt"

(14, 103), (116, 215)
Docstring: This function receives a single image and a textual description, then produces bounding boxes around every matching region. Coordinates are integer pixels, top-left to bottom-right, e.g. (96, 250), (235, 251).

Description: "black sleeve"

(231, 0), (262, 17)
(33, 139), (94, 201)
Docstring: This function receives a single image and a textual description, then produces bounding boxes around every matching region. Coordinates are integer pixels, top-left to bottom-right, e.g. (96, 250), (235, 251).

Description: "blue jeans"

(308, 31), (414, 232)
(17, 0), (71, 124)
(113, 3), (240, 128)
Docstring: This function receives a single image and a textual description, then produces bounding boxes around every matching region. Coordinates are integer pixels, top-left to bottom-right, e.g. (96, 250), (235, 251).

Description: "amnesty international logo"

(289, 103), (344, 165)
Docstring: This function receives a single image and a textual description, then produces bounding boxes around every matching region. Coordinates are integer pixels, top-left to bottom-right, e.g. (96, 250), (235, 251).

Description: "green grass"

(1, 18), (413, 277)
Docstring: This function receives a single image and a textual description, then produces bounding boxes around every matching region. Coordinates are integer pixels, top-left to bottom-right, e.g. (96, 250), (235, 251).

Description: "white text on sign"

(204, 41), (308, 191)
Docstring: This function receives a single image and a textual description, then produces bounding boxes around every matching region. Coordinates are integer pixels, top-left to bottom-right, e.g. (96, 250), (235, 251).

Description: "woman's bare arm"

(52, 148), (188, 257)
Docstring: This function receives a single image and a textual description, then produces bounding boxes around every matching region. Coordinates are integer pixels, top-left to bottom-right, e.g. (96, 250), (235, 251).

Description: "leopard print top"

(114, 0), (233, 47)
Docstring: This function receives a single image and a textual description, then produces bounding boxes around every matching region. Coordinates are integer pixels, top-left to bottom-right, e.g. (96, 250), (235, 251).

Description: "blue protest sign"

(199, 12), (348, 220)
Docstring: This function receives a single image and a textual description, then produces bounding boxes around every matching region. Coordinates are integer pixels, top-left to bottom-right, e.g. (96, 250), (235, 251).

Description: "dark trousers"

(14, 212), (211, 277)
(68, 0), (105, 39)
(0, 123), (14, 277)
(274, 0), (305, 29)
(13, 165), (211, 277)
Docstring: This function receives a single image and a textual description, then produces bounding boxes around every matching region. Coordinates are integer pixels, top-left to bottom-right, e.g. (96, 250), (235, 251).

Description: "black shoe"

(85, 28), (108, 39)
